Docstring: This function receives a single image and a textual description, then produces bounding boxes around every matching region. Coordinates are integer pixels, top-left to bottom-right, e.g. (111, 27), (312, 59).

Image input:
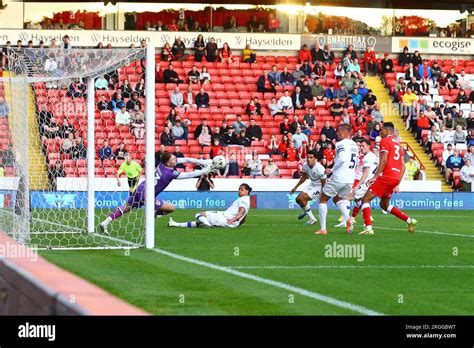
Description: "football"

(212, 155), (228, 169)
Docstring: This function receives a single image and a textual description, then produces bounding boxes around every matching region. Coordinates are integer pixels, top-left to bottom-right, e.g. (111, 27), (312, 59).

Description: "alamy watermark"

(0, 241), (38, 262)
(324, 242), (365, 262)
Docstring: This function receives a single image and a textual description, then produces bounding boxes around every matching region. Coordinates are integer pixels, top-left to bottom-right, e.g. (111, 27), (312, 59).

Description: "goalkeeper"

(99, 152), (218, 234)
(116, 153), (142, 195)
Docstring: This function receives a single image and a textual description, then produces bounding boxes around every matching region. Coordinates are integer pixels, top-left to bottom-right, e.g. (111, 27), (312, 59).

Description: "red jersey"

(286, 148), (298, 161)
(380, 135), (404, 180)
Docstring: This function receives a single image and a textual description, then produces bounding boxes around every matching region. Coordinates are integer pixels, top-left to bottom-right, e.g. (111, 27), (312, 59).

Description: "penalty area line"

(226, 265), (474, 270)
(151, 247), (383, 316)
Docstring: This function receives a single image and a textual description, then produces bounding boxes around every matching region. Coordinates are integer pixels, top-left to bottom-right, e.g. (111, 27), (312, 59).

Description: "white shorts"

(303, 183), (322, 201)
(322, 179), (353, 198)
(205, 211), (238, 228)
(353, 182), (369, 200)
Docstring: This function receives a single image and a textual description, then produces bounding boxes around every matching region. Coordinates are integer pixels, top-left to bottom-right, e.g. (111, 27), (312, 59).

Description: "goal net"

(0, 46), (156, 250)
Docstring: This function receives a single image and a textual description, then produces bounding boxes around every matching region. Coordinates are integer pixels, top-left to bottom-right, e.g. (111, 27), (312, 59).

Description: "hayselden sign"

(0, 29), (301, 50)
(302, 34), (391, 52)
(392, 37), (474, 55)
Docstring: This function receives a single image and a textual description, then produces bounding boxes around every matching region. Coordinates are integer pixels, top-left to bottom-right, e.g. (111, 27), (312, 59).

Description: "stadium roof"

(20, 0), (474, 10)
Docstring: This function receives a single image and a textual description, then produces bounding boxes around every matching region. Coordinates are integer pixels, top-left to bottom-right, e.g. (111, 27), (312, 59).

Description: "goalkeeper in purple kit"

(99, 152), (216, 234)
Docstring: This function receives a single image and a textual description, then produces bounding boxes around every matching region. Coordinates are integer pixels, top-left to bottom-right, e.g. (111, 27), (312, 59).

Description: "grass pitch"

(39, 209), (474, 315)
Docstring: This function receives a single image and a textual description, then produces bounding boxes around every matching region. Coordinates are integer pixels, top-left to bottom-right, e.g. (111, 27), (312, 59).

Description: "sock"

(361, 203), (372, 230)
(175, 221), (198, 228)
(336, 200), (350, 223)
(195, 214), (210, 226)
(318, 203), (328, 230)
(352, 201), (362, 218)
(102, 216), (113, 226)
(108, 207), (124, 222)
(304, 204), (316, 221)
(387, 205), (410, 222)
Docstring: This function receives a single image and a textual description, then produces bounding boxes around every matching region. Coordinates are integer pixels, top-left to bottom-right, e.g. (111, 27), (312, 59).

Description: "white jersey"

(223, 195), (250, 225)
(303, 162), (326, 184)
(354, 154), (364, 180)
(332, 138), (359, 184)
(362, 151), (379, 182)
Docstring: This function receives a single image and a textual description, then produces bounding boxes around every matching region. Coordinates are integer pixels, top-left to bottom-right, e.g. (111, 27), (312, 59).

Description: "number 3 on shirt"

(349, 153), (357, 169)
(393, 145), (401, 161)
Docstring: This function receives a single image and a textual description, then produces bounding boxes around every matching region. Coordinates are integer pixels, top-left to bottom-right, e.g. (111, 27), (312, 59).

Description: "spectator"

(49, 161), (65, 189)
(366, 114), (379, 135)
(267, 12), (280, 32)
(341, 71), (357, 94)
(210, 138), (223, 159)
(292, 65), (305, 85)
(285, 142), (298, 161)
(223, 16), (238, 32)
(219, 42), (233, 63)
(247, 15), (263, 32)
(320, 121), (337, 141)
(225, 152), (240, 176)
(311, 79), (325, 101)
(425, 125), (441, 151)
(268, 97), (287, 117)
(242, 43), (256, 63)
(97, 95), (110, 112)
(351, 88), (363, 108)
(245, 119), (263, 141)
(341, 109), (351, 125)
(163, 64), (183, 84)
(161, 43), (173, 61)
(405, 154), (420, 180)
(183, 86), (197, 109)
(460, 159), (474, 191)
(280, 67), (293, 86)
(323, 142), (336, 167)
(437, 72), (450, 90)
(419, 78), (430, 97)
(187, 65), (200, 84)
(171, 145), (185, 169)
(237, 130), (251, 147)
(398, 46), (411, 67)
(445, 149), (464, 184)
(404, 63), (420, 80)
(120, 79), (133, 99)
(195, 88), (210, 109)
(232, 115), (247, 134)
(357, 81), (369, 97)
(334, 63), (345, 79)
(170, 86), (184, 107)
(418, 60), (432, 79)
(323, 44), (335, 64)
(98, 139), (113, 161)
(245, 97), (263, 117)
(199, 66), (211, 84)
(370, 124), (381, 141)
(205, 37), (218, 62)
(362, 89), (377, 110)
(194, 119), (212, 143)
(300, 60), (312, 77)
(61, 133), (75, 154)
(196, 174), (215, 191)
(130, 112), (145, 140)
(407, 76), (420, 95)
(324, 84), (338, 101)
(343, 44), (358, 60)
(411, 50), (422, 67)
(267, 134), (282, 156)
(446, 68), (459, 89)
(311, 42), (324, 64)
(171, 120), (186, 140)
(115, 106), (131, 126)
(155, 62), (164, 83)
(71, 137), (87, 160)
(268, 65), (281, 88)
(160, 126), (175, 146)
(291, 127), (308, 150)
(443, 113), (454, 130)
(247, 153), (263, 176)
(313, 61), (326, 78)
(330, 98), (343, 118)
(171, 37), (186, 61)
(454, 113), (467, 130)
(223, 126), (238, 145)
(279, 116), (291, 135)
(95, 75), (109, 90)
(299, 45), (312, 64)
(304, 108), (316, 128)
(300, 79), (312, 101)
(458, 70), (470, 90)
(263, 158), (280, 177)
(467, 112), (474, 129)
(457, 90), (469, 104)
(211, 126), (224, 145)
(194, 34), (206, 62)
(401, 88), (418, 126)
(41, 116), (60, 142)
(257, 72), (277, 93)
(363, 46), (377, 76)
(115, 142), (127, 160)
(380, 53), (393, 74)
(347, 58), (361, 74)
(126, 92), (141, 111)
(453, 125), (467, 145)
(290, 115), (303, 134)
(352, 129), (366, 143)
(353, 113), (368, 134)
(67, 78), (86, 98)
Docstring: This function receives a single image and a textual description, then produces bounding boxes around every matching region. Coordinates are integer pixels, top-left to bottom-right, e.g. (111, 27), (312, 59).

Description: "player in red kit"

(358, 122), (417, 235)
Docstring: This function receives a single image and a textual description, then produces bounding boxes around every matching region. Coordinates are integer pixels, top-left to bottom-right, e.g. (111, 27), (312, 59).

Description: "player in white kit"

(344, 139), (379, 231)
(167, 184), (252, 228)
(315, 124), (359, 235)
(290, 150), (327, 225)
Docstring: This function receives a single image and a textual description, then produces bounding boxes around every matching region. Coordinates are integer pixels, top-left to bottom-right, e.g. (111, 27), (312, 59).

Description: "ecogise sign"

(392, 37), (474, 55)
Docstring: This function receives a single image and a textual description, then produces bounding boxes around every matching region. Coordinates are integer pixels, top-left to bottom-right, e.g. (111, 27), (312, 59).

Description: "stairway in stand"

(365, 76), (452, 192)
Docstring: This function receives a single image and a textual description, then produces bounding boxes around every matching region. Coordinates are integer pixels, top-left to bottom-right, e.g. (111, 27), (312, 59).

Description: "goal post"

(0, 45), (155, 250)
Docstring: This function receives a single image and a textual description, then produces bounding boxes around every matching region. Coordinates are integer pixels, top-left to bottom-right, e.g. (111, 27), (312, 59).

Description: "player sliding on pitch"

(168, 183), (252, 228)
(99, 152), (219, 234)
(290, 150), (326, 225)
(359, 122), (417, 235)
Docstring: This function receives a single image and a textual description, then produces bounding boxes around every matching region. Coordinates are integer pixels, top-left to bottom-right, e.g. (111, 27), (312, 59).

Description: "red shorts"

(352, 179), (360, 189)
(369, 175), (401, 198)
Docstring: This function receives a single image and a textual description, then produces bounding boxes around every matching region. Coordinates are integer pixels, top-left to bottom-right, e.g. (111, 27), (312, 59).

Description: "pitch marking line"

(151, 247), (383, 316)
(227, 265), (474, 270)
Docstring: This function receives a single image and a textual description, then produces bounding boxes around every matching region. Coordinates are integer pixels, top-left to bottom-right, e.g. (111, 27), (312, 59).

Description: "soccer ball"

(212, 155), (228, 169)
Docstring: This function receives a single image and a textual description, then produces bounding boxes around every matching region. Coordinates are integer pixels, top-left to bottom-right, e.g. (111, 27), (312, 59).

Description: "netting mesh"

(0, 47), (152, 250)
